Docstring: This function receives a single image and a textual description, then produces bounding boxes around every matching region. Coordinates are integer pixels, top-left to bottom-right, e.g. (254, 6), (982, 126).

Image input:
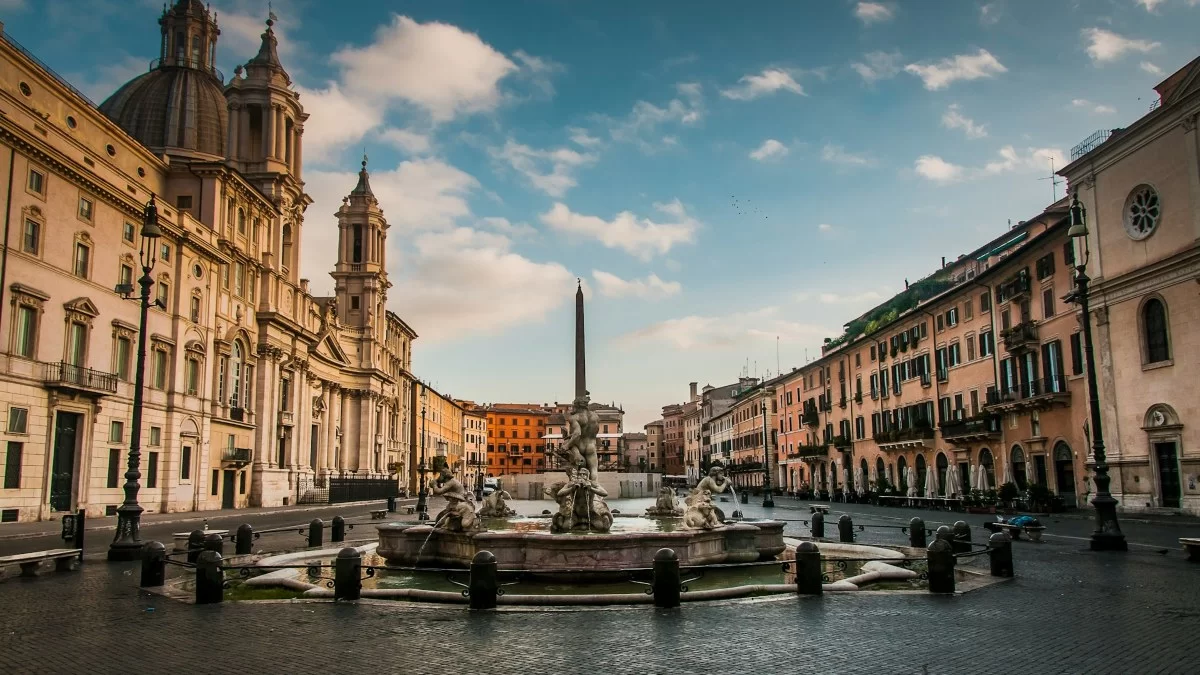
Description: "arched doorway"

(1053, 442), (1076, 501)
(859, 458), (869, 493)
(819, 461), (827, 490)
(936, 452), (949, 496)
(1144, 404), (1182, 509)
(979, 448), (995, 490)
(875, 457), (886, 491)
(1011, 445), (1027, 490)
(897, 456), (908, 493)
(830, 461), (839, 492)
(915, 455), (927, 494)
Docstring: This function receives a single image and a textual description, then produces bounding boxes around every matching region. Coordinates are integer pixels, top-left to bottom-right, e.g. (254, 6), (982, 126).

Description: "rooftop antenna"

(1038, 157), (1063, 203)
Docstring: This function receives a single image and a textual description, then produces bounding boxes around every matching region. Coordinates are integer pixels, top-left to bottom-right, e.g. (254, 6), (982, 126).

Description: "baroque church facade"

(0, 1), (417, 522)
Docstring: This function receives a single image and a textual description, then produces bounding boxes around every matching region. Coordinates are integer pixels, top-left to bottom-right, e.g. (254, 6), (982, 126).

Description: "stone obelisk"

(575, 279), (586, 398)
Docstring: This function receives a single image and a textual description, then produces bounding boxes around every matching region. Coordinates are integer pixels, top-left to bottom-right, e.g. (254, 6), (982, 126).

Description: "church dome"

(99, 66), (228, 157)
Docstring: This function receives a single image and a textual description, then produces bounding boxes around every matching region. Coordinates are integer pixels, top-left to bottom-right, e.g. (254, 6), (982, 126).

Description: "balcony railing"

(875, 427), (935, 446)
(42, 361), (118, 395)
(222, 447), (252, 464)
(728, 461), (764, 473)
(940, 415), (1001, 440)
(1001, 322), (1038, 351)
(997, 274), (1031, 303)
(831, 434), (851, 449)
(788, 444), (827, 459)
(803, 411), (819, 426)
(1070, 129), (1113, 161)
(985, 377), (1070, 411)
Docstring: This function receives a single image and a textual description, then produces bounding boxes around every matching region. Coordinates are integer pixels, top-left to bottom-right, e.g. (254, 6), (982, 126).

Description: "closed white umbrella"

(858, 467), (868, 496)
(944, 465), (958, 498)
(968, 464), (977, 491)
(906, 466), (918, 497)
(869, 464), (877, 490)
(924, 466), (937, 499)
(977, 464), (990, 491)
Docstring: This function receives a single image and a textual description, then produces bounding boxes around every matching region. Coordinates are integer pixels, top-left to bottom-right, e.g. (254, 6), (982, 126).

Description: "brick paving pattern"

(1, 499), (1198, 674)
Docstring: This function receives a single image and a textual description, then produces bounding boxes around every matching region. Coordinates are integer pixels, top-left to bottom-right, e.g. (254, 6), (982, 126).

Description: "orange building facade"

(486, 405), (548, 477)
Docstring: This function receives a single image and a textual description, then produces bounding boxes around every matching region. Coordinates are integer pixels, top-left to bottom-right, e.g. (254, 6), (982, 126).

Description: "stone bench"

(1181, 538), (1200, 562)
(809, 504), (831, 515)
(984, 521), (1045, 542)
(370, 510), (388, 520)
(0, 549), (82, 577)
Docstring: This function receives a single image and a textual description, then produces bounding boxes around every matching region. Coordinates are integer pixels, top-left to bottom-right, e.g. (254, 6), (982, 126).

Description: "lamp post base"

(107, 507), (144, 561)
(1089, 532), (1128, 551)
(762, 493), (775, 508)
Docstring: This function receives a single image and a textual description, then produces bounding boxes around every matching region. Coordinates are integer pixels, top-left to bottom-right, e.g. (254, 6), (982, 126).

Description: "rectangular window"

(160, 243), (171, 262)
(949, 342), (961, 367)
(855, 353), (861, 367)
(981, 291), (992, 312)
(936, 314), (944, 332)
(217, 357), (227, 404)
(280, 377), (291, 411)
(186, 358), (199, 395)
(970, 390), (980, 416)
(107, 448), (121, 488)
(350, 296), (360, 310)
(939, 397), (952, 424)
(109, 420), (124, 443)
(234, 262), (245, 297)
(157, 281), (169, 308)
(22, 219), (40, 254)
(73, 243), (90, 278)
(123, 221), (136, 243)
(147, 452), (159, 489)
(119, 264), (134, 288)
(1036, 253), (1055, 280)
(152, 349), (167, 389)
(175, 195), (192, 210)
(870, 345), (876, 361)
(954, 393), (965, 419)
(936, 348), (948, 381)
(980, 331), (994, 358)
(3, 442), (22, 489)
(211, 469), (219, 496)
(1063, 241), (1076, 267)
(223, 264), (230, 289)
(1042, 340), (1065, 393)
(190, 296), (201, 323)
(240, 470), (246, 494)
(180, 445), (192, 480)
(149, 426), (161, 446)
(8, 407), (29, 434)
(14, 305), (36, 358)
(1042, 287), (1055, 318)
(1070, 332), (1084, 375)
(964, 298), (973, 320)
(880, 369), (889, 398)
(78, 196), (94, 222)
(947, 308), (958, 327)
(27, 168), (45, 195)
(352, 224), (363, 263)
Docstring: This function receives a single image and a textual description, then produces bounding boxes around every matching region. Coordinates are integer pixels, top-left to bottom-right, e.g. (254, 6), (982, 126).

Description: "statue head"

(708, 464), (725, 479)
(438, 465), (453, 481)
(573, 393), (590, 410)
(576, 466), (591, 481)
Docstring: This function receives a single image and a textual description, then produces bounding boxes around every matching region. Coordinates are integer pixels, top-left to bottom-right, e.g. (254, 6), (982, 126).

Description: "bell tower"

(331, 156), (390, 348)
(158, 0), (220, 75)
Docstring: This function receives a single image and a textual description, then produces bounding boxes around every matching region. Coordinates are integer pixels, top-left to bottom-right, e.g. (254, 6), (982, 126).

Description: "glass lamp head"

(141, 194), (162, 239)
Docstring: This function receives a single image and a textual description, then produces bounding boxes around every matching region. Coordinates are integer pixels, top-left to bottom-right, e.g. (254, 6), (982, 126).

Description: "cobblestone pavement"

(1, 498), (1197, 674)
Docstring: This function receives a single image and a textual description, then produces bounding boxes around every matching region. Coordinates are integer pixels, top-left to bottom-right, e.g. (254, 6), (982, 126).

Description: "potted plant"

(965, 489), (996, 514)
(998, 481), (1019, 510)
(1026, 483), (1052, 513)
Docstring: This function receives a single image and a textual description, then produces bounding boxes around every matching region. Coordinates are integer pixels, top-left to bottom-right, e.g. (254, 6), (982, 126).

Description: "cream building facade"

(0, 3), (418, 522)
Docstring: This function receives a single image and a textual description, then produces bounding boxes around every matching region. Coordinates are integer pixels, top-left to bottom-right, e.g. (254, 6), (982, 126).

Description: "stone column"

(240, 106), (251, 159)
(294, 127), (303, 175)
(264, 105), (275, 160)
(340, 391), (351, 475)
(324, 386), (338, 473)
(275, 108), (286, 161)
(226, 103), (240, 159)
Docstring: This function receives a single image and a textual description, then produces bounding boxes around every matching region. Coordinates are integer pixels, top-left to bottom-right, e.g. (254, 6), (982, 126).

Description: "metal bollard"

(308, 518), (323, 547)
(988, 532), (1013, 577)
(740, 492), (748, 504)
(235, 524), (254, 555)
(186, 530), (205, 564)
(794, 542), (822, 595)
(387, 496), (397, 513)
(935, 525), (953, 543)
(926, 539), (956, 594)
(195, 550), (224, 604)
(838, 515), (855, 543)
(951, 521), (972, 555)
(141, 541), (167, 588)
(203, 532), (224, 556)
(651, 548), (681, 609)
(811, 511), (825, 539)
(468, 550), (499, 610)
(332, 516), (346, 543)
(909, 517), (927, 548)
(334, 547), (362, 601)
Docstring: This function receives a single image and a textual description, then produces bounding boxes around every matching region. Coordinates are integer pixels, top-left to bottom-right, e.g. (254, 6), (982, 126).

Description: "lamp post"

(1068, 191), (1127, 552)
(761, 399), (775, 508)
(108, 195), (161, 561)
(416, 389), (429, 520)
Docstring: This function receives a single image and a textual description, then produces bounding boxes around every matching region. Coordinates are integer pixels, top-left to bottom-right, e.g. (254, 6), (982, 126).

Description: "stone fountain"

(378, 281), (784, 575)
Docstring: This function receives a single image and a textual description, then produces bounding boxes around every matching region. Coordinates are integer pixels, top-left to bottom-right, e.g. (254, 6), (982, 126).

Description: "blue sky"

(4, 0), (1196, 428)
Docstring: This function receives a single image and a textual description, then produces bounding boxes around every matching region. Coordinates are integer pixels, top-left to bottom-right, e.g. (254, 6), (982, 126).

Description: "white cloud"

(539, 200), (699, 260)
(511, 49), (564, 97)
(293, 82), (385, 165)
(379, 127), (432, 154)
(821, 144), (876, 167)
(851, 51), (903, 83)
(904, 49), (1007, 90)
(979, 3), (1001, 25)
(330, 15), (519, 122)
(607, 82), (703, 151)
(490, 140), (596, 197)
(720, 68), (805, 100)
(796, 289), (888, 306)
(1136, 0), (1166, 11)
(942, 104), (988, 139)
(1082, 28), (1160, 63)
(914, 155), (965, 183)
(617, 307), (829, 350)
(914, 146), (1065, 185)
(212, 1), (300, 69)
(1071, 99), (1116, 115)
(592, 270), (682, 299)
(749, 139), (789, 161)
(568, 127), (603, 148)
(855, 2), (894, 23)
(817, 223), (834, 233)
(74, 54), (147, 102)
(479, 217), (536, 237)
(1140, 61), (1164, 75)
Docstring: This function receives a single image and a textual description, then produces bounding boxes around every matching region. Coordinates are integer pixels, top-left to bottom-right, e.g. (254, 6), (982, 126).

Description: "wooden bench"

(809, 504), (831, 515)
(0, 549), (82, 577)
(985, 521), (1046, 542)
(405, 506), (416, 515)
(1181, 538), (1200, 561)
(370, 510), (388, 520)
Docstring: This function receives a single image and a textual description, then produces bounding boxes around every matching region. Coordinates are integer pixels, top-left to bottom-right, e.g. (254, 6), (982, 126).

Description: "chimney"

(941, 256), (946, 268)
(689, 382), (698, 401)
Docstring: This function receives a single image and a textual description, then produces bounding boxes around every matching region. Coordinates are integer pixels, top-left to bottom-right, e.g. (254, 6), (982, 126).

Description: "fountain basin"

(377, 520), (786, 576)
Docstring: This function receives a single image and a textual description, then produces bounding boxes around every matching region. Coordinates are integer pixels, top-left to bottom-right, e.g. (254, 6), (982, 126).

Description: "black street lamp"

(761, 399), (774, 508)
(108, 195), (162, 561)
(416, 389), (429, 520)
(1068, 191), (1127, 552)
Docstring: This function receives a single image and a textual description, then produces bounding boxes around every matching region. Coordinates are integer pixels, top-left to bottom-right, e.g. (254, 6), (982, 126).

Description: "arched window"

(230, 341), (243, 408)
(281, 224), (293, 271)
(1010, 445), (1027, 490)
(979, 448), (995, 489)
(1143, 298), (1171, 364)
(935, 452), (948, 496)
(860, 458), (869, 491)
(237, 208), (246, 235)
(1054, 442), (1076, 496)
(875, 457), (886, 490)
